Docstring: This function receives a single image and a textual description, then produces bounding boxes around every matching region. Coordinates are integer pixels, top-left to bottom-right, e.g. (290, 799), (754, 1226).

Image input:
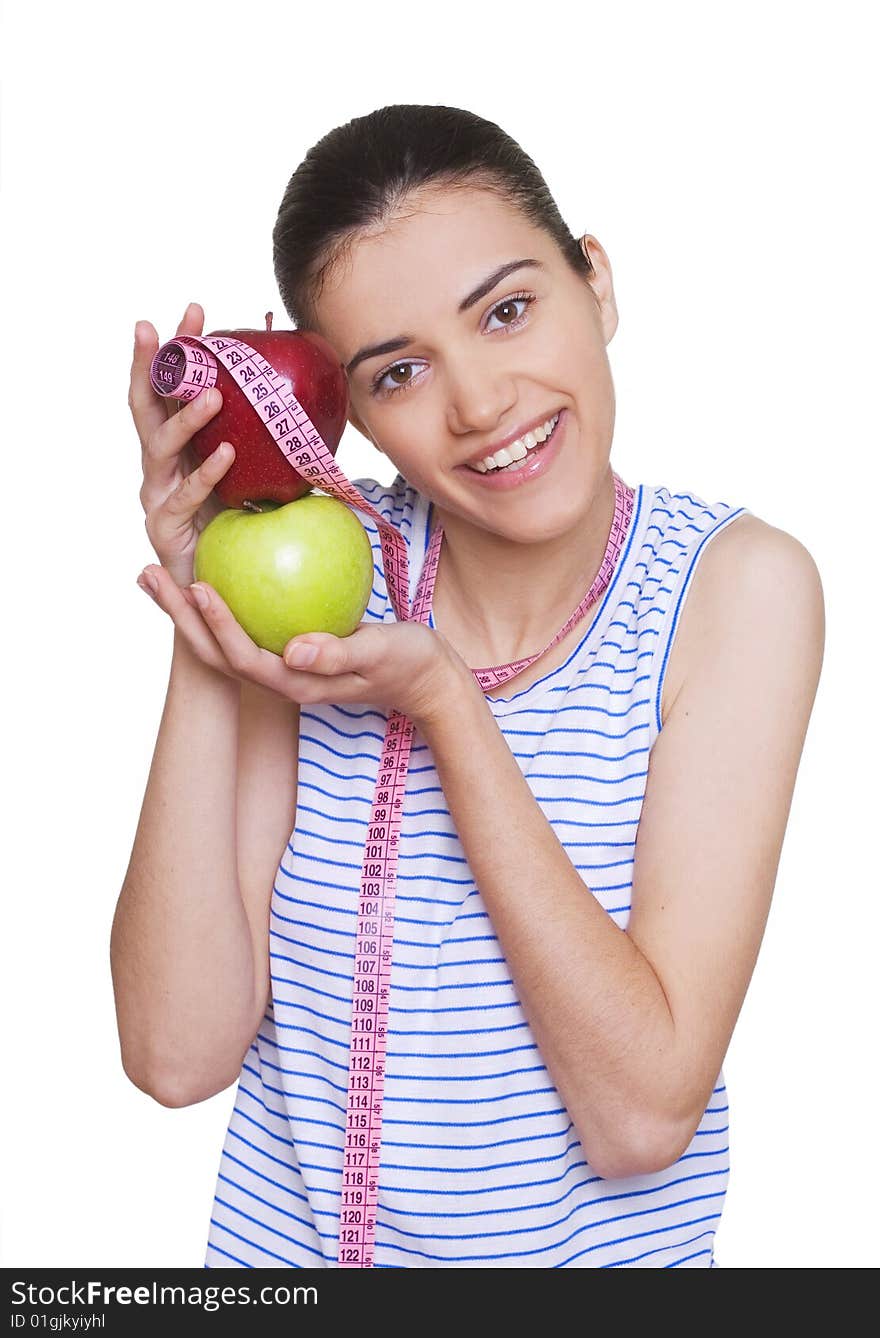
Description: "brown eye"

(371, 359), (423, 397)
(484, 293), (535, 333)
(493, 300), (521, 325)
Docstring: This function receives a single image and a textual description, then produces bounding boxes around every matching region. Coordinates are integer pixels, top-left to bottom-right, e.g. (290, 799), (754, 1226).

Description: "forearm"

(418, 668), (684, 1178)
(110, 630), (258, 1105)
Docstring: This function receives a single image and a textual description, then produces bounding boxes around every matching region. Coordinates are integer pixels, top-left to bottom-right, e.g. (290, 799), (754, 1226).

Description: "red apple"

(171, 314), (350, 509)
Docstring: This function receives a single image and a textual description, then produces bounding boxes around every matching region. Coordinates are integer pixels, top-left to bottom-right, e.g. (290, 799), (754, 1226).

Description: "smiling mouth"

(465, 411), (562, 474)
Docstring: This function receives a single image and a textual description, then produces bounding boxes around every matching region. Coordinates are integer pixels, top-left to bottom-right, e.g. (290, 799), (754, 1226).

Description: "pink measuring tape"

(150, 331), (635, 1267)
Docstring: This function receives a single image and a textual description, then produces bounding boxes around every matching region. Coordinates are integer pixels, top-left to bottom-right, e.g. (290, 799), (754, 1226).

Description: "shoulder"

(661, 510), (825, 722)
(695, 512), (824, 626)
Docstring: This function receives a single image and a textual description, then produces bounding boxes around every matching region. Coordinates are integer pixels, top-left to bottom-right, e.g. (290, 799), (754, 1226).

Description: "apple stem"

(265, 311), (273, 331)
(242, 500), (264, 513)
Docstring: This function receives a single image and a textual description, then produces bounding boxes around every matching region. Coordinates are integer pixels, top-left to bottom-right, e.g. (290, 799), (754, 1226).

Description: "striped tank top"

(205, 472), (750, 1269)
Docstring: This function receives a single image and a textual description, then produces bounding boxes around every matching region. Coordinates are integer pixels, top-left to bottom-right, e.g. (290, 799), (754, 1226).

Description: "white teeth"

(467, 413), (560, 473)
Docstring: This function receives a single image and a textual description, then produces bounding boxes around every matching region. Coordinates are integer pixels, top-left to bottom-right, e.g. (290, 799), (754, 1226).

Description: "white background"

(1, 0), (877, 1269)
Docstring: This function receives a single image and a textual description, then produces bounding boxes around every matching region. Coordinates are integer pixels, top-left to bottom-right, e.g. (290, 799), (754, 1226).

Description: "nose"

(443, 348), (518, 436)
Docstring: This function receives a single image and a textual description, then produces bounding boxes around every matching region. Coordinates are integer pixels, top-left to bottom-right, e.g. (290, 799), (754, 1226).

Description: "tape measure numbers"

(150, 333), (635, 1267)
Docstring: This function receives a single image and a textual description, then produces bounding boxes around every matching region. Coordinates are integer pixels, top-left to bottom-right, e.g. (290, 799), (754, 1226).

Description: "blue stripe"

(553, 1213), (723, 1269)
(374, 1189), (727, 1246)
(601, 1227), (716, 1267)
(221, 1149), (310, 1208)
(666, 1247), (714, 1266)
(271, 980), (528, 1016)
(211, 1203), (326, 1261)
(204, 1242), (256, 1267)
(216, 1174), (333, 1240)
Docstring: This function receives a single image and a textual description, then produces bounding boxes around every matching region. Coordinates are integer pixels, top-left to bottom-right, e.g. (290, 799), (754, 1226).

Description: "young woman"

(114, 104), (825, 1268)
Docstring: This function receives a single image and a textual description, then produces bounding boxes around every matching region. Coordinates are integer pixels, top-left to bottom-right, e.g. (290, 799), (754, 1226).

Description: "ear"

(578, 234), (619, 344)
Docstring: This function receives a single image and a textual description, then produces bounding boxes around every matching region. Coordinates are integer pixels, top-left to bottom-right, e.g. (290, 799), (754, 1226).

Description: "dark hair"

(272, 103), (594, 332)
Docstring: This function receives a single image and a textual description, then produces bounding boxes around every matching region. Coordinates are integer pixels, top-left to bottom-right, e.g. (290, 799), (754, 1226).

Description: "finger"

(129, 303), (207, 452)
(166, 304), (206, 424)
(137, 565), (231, 674)
(129, 320), (169, 449)
(282, 632), (349, 673)
(175, 301), (205, 338)
(188, 581), (276, 682)
(143, 390), (226, 499)
(277, 633), (384, 702)
(155, 438), (234, 523)
(283, 622), (388, 675)
(187, 584), (369, 703)
(182, 586), (361, 712)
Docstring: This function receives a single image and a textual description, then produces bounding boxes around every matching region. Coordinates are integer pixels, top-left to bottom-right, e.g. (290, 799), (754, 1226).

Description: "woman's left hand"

(138, 564), (472, 730)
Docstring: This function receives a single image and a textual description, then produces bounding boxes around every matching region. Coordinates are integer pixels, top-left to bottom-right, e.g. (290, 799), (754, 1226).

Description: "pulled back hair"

(272, 103), (594, 332)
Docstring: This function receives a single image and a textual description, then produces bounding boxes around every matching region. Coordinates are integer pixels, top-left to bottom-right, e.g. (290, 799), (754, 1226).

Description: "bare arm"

(117, 304), (300, 1107)
(110, 629), (299, 1107)
(417, 517), (825, 1179)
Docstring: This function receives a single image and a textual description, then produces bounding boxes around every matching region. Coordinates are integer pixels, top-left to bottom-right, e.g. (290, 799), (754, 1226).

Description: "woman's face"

(310, 185), (619, 547)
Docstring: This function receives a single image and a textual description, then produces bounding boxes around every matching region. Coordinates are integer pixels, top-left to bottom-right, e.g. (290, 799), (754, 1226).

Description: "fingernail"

(202, 388), (218, 410)
(138, 569), (159, 595)
(286, 643), (318, 667)
(190, 583), (210, 610)
(137, 575), (157, 600)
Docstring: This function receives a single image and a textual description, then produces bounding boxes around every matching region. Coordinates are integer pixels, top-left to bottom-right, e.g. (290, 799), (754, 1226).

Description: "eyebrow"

(344, 258), (545, 375)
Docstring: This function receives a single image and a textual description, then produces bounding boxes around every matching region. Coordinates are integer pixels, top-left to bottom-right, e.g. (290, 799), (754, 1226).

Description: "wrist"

(412, 642), (484, 737)
(170, 628), (240, 700)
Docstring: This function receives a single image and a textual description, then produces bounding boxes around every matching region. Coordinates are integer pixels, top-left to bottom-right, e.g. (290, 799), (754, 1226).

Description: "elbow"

(120, 1059), (232, 1109)
(148, 1075), (212, 1109)
(115, 1022), (254, 1108)
(120, 1060), (191, 1108)
(587, 1114), (694, 1181)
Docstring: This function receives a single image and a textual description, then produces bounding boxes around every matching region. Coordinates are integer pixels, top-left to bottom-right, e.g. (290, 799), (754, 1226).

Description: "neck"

(428, 464), (619, 665)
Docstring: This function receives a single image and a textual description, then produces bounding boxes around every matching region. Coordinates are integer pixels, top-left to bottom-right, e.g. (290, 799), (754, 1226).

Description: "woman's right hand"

(130, 301), (234, 590)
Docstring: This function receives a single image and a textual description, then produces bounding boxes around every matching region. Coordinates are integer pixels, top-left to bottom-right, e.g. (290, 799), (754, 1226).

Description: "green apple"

(194, 493), (374, 655)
